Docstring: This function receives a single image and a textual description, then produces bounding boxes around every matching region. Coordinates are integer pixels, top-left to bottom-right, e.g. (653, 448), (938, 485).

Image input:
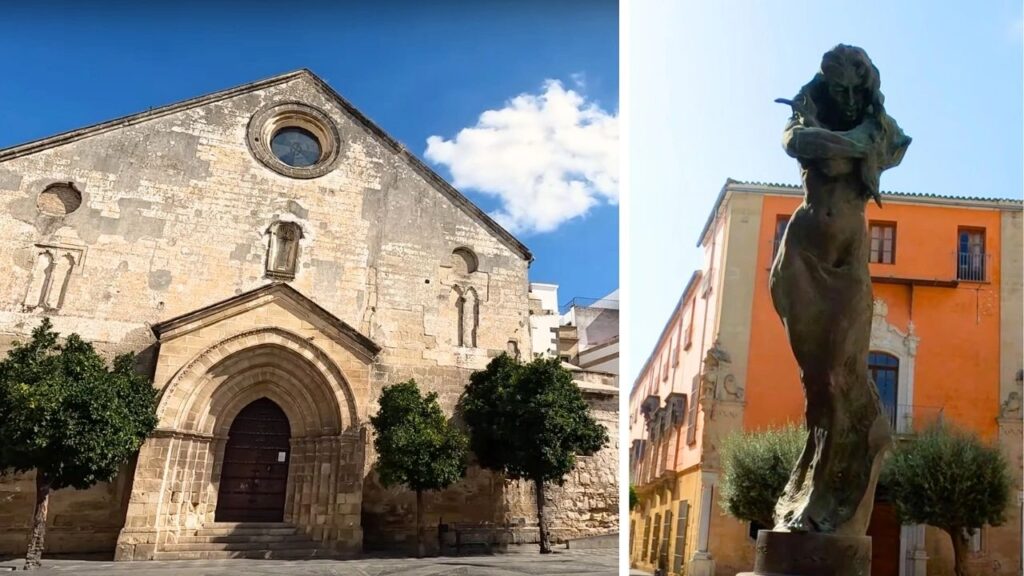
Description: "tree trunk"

(24, 473), (51, 570)
(416, 489), (424, 558)
(948, 527), (970, 576)
(535, 479), (551, 554)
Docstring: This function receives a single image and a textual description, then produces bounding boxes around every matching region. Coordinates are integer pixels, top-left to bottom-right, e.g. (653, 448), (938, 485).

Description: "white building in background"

(528, 283), (561, 358)
(528, 283), (619, 377)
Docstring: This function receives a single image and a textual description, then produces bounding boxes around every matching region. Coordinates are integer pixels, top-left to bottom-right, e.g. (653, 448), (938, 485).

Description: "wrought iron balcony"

(883, 403), (944, 435)
(955, 251), (990, 282)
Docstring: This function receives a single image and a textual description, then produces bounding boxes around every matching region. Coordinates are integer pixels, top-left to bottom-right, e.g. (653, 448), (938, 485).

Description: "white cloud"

(425, 79), (618, 234)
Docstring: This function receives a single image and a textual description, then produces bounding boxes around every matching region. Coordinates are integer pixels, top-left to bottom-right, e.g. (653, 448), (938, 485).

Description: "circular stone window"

(271, 127), (322, 167)
(248, 102), (341, 178)
(36, 182), (82, 216)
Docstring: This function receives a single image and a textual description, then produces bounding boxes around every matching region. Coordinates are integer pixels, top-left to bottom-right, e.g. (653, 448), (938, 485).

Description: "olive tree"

(719, 423), (806, 528)
(882, 423), (1011, 576)
(0, 318), (157, 570)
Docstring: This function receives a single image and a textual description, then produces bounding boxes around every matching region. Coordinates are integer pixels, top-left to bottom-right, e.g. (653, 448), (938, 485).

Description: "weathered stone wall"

(0, 71), (532, 555)
(503, 388), (620, 543)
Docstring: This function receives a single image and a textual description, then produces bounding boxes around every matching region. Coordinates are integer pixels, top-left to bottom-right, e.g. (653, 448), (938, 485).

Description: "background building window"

(957, 228), (986, 281)
(771, 215), (789, 259)
(869, 222), (896, 264)
(869, 351), (899, 428)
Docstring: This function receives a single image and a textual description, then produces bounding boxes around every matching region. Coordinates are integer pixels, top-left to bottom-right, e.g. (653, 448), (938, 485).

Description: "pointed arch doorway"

(215, 398), (291, 522)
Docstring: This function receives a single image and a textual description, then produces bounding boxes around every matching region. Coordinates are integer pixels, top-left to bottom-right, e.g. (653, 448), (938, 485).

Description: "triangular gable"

(152, 282), (380, 360)
(0, 69), (532, 262)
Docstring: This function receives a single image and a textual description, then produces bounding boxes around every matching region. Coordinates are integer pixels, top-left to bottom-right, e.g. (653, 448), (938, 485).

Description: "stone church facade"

(0, 70), (614, 560)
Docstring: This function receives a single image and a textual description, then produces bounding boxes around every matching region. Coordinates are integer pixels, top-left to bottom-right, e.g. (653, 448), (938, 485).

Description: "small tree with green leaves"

(0, 318), (157, 570)
(882, 423), (1011, 576)
(629, 485), (639, 511)
(719, 423), (806, 528)
(458, 354), (608, 553)
(370, 379), (468, 557)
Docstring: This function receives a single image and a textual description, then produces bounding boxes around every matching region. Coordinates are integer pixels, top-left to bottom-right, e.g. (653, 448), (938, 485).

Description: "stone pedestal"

(737, 530), (871, 576)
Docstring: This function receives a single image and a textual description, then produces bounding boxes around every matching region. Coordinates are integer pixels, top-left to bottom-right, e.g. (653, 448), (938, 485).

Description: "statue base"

(736, 530), (871, 576)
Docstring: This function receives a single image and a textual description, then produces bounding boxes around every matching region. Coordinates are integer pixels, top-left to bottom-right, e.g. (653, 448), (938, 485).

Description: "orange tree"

(0, 318), (157, 570)
(458, 354), (607, 553)
(370, 379), (467, 557)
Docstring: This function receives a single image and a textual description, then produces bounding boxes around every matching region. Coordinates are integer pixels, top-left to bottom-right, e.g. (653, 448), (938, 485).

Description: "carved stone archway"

(115, 284), (377, 561)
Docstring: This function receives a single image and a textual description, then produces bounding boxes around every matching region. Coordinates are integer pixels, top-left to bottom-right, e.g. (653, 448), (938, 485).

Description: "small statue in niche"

(266, 221), (303, 279)
(1000, 391), (1021, 419)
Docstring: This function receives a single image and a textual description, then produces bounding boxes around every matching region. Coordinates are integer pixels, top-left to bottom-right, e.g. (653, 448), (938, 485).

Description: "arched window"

(868, 352), (899, 427)
(451, 247), (478, 275)
(24, 248), (77, 311)
(25, 251), (53, 309)
(266, 221), (303, 279)
(462, 287), (479, 348)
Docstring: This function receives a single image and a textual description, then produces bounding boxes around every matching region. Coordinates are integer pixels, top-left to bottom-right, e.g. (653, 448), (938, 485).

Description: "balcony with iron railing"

(884, 403), (944, 436)
(954, 251), (990, 282)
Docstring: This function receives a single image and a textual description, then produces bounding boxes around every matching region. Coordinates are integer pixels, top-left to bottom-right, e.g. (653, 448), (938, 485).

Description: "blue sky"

(627, 0), (1023, 381)
(0, 0), (618, 307)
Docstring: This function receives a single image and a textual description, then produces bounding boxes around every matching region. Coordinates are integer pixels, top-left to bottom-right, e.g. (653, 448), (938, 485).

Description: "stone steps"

(155, 522), (323, 560)
(152, 548), (323, 560)
(175, 533), (310, 544)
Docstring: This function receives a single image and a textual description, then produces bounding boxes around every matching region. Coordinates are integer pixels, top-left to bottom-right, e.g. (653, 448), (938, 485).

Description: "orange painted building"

(629, 180), (1023, 576)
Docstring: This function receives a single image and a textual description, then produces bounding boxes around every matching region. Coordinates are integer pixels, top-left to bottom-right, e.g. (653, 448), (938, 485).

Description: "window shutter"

(686, 374), (700, 445)
(641, 516), (651, 562)
(659, 509), (673, 570)
(650, 513), (661, 564)
(672, 501), (689, 574)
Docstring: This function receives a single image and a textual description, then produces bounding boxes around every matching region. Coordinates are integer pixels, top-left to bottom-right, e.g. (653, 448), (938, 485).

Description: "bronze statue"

(755, 44), (911, 575)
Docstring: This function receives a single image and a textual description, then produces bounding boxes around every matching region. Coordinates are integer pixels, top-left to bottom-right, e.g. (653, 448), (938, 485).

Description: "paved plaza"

(0, 547), (618, 576)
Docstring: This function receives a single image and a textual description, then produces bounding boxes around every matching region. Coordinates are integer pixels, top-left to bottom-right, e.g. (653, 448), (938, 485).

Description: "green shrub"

(719, 423), (806, 527)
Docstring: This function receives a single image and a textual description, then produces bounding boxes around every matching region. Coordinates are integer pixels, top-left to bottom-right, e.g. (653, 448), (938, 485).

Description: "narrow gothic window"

(45, 254), (76, 310)
(462, 287), (479, 347)
(455, 287), (466, 347)
(266, 221), (303, 279)
(24, 249), (76, 311)
(24, 251), (53, 309)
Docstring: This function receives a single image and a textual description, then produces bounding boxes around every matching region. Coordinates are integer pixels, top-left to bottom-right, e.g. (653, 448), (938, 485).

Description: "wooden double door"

(215, 398), (291, 522)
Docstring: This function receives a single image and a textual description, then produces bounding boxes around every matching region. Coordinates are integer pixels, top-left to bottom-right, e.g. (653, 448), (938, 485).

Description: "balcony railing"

(955, 251), (990, 282)
(560, 296), (619, 315)
(883, 403), (944, 435)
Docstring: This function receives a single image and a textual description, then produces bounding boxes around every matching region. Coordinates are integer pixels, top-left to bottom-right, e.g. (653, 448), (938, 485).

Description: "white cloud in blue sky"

(425, 79), (618, 234)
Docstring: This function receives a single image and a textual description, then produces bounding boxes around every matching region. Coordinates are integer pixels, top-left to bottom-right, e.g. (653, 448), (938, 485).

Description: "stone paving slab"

(0, 547), (618, 576)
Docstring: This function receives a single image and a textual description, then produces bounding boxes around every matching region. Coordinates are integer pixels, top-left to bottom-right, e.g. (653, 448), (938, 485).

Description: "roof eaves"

(0, 69), (307, 162)
(630, 269), (702, 395)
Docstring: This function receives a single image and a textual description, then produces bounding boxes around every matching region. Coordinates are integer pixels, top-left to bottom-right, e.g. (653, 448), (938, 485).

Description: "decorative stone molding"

(870, 298), (920, 433)
(264, 220), (303, 280)
(1001, 391), (1022, 419)
(23, 243), (83, 311)
(247, 101), (342, 178)
(700, 339), (742, 405)
(156, 326), (359, 430)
